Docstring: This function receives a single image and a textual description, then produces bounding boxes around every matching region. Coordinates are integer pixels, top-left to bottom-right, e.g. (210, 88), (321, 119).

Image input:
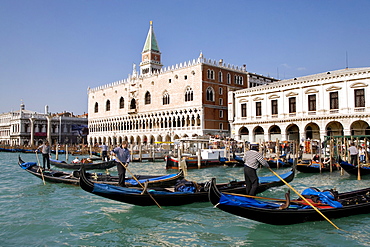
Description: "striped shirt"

(243, 150), (270, 169)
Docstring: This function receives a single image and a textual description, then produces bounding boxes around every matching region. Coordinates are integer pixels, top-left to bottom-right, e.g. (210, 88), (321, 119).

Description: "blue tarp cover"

(20, 162), (37, 169)
(219, 187), (342, 209)
(301, 188), (343, 208)
(92, 183), (194, 195)
(259, 170), (292, 184)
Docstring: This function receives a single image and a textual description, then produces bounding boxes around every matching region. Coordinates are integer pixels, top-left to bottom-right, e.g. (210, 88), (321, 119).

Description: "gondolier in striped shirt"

(243, 144), (270, 196)
(111, 141), (131, 187)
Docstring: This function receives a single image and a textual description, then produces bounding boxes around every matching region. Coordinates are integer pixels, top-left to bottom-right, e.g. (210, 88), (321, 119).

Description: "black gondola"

(79, 166), (295, 206)
(50, 158), (117, 170)
(339, 159), (370, 176)
(296, 160), (339, 173)
(208, 178), (370, 225)
(18, 156), (184, 187)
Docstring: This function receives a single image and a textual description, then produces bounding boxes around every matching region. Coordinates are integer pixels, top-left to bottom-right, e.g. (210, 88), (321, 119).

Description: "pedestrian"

(37, 141), (51, 170)
(111, 141), (130, 187)
(348, 143), (359, 166)
(99, 143), (108, 161)
(243, 145), (270, 196)
(359, 146), (365, 163)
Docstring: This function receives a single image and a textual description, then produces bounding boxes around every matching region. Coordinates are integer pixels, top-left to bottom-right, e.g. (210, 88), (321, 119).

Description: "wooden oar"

(268, 167), (340, 230)
(115, 157), (162, 209)
(35, 151), (46, 185)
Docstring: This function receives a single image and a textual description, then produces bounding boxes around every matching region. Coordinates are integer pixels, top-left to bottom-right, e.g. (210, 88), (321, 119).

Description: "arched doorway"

(286, 124), (300, 141)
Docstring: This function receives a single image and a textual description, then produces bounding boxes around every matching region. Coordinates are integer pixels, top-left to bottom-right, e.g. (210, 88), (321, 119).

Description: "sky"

(1, 0), (369, 115)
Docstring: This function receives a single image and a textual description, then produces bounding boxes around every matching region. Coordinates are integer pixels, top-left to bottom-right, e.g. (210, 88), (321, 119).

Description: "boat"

(50, 158), (117, 170)
(339, 158), (370, 176)
(296, 160), (339, 173)
(265, 158), (291, 168)
(18, 156), (185, 187)
(165, 150), (244, 169)
(208, 178), (370, 225)
(79, 166), (295, 206)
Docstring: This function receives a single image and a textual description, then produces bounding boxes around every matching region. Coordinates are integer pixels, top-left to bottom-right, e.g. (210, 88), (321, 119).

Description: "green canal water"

(1, 152), (370, 246)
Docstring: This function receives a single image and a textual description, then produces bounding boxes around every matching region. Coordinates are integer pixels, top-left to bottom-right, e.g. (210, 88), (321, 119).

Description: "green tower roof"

(142, 21), (160, 53)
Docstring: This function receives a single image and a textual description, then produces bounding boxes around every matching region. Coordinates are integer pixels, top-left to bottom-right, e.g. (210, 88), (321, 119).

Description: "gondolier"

(243, 144), (270, 196)
(111, 141), (131, 187)
(37, 141), (51, 170)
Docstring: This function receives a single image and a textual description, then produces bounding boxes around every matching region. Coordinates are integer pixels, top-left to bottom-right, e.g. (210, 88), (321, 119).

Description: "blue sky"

(1, 0), (369, 115)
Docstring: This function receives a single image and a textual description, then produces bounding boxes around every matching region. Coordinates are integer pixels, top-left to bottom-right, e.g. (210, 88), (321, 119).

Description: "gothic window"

(271, 100), (278, 115)
(206, 87), (215, 101)
(219, 87), (223, 95)
(163, 92), (170, 105)
(219, 110), (223, 118)
(355, 89), (365, 107)
(94, 102), (98, 113)
(256, 102), (262, 116)
(227, 73), (231, 84)
(119, 97), (124, 109)
(308, 94), (316, 111)
(235, 75), (243, 85)
(207, 69), (215, 80)
(130, 98), (136, 109)
(289, 97), (296, 113)
(241, 103), (247, 117)
(145, 91), (151, 105)
(185, 87), (193, 102)
(106, 100), (111, 111)
(218, 71), (223, 82)
(330, 92), (339, 110)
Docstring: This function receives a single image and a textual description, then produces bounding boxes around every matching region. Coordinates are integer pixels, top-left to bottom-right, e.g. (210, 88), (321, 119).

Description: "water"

(1, 152), (370, 246)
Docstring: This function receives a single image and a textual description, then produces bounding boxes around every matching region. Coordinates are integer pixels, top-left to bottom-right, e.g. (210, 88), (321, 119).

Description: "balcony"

(128, 109), (137, 114)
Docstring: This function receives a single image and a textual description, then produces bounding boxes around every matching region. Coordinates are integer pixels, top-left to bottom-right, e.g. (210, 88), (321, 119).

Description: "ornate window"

(227, 73), (231, 84)
(355, 89), (365, 107)
(330, 92), (339, 110)
(185, 87), (193, 102)
(94, 102), (98, 113)
(308, 94), (316, 111)
(207, 69), (215, 80)
(106, 100), (110, 111)
(130, 98), (136, 109)
(145, 91), (151, 105)
(271, 100), (278, 115)
(206, 87), (215, 101)
(163, 92), (170, 105)
(218, 71), (223, 82)
(289, 97), (296, 113)
(119, 97), (124, 109)
(256, 102), (262, 116)
(241, 103), (247, 117)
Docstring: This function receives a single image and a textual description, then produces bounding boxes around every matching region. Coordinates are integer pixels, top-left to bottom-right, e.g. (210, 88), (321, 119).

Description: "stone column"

(29, 117), (35, 146)
(46, 115), (52, 144)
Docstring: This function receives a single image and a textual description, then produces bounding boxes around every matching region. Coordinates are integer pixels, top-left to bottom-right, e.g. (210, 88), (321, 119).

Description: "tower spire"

(140, 21), (163, 75)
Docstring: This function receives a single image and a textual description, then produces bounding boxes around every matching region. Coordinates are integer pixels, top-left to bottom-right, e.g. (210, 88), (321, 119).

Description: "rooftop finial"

(150, 20), (153, 26)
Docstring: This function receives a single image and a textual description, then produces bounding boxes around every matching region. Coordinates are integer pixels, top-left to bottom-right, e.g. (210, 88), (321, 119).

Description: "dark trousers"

(244, 166), (259, 196)
(350, 154), (358, 166)
(102, 151), (108, 161)
(42, 153), (50, 169)
(117, 163), (126, 187)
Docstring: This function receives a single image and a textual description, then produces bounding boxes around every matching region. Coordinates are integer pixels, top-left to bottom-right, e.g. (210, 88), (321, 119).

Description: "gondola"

(266, 158), (291, 168)
(339, 158), (370, 176)
(79, 166), (295, 206)
(296, 160), (339, 173)
(208, 178), (370, 225)
(165, 155), (244, 169)
(18, 156), (184, 187)
(50, 158), (117, 170)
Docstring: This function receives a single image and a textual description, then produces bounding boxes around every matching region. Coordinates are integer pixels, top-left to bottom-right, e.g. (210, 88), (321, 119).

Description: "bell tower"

(140, 21), (163, 75)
